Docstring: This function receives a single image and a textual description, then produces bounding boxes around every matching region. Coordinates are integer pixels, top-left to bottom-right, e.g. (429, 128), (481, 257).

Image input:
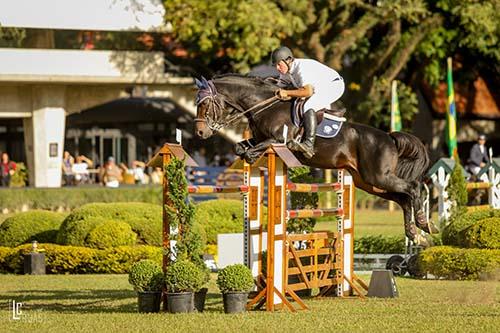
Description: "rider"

(271, 46), (345, 158)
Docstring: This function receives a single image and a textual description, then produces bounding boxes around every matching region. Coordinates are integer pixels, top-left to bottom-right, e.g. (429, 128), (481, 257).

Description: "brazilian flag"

(446, 57), (458, 158)
(390, 80), (402, 132)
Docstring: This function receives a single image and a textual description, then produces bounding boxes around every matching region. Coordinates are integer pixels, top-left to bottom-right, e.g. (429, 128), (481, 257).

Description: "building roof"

(67, 97), (193, 126)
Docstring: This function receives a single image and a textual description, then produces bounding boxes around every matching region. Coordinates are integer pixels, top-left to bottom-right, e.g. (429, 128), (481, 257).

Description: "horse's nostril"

(197, 130), (203, 137)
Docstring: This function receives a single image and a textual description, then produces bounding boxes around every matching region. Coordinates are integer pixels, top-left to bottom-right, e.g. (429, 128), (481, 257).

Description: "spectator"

(131, 160), (148, 184)
(150, 167), (163, 185)
(0, 152), (16, 187)
(466, 134), (490, 177)
(72, 155), (93, 184)
(193, 147), (208, 167)
(101, 156), (123, 188)
(62, 151), (75, 186)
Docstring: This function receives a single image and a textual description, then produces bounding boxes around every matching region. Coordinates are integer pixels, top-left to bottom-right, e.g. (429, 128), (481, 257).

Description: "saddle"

(292, 99), (346, 139)
(292, 99), (346, 125)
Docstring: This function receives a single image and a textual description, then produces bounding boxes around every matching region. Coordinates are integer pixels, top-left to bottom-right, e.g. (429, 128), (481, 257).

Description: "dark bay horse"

(194, 74), (437, 244)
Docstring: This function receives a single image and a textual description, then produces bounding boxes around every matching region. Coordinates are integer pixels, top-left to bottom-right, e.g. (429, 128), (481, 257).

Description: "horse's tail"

(390, 132), (430, 181)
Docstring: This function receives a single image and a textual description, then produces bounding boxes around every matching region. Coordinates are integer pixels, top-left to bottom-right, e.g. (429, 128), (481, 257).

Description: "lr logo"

(10, 300), (23, 320)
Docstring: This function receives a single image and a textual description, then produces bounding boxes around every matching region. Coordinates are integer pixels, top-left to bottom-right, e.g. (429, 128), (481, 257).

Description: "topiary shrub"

(56, 202), (162, 247)
(419, 246), (500, 280)
(86, 219), (137, 249)
(442, 208), (500, 247)
(164, 259), (205, 292)
(128, 259), (164, 292)
(354, 235), (406, 254)
(193, 200), (244, 245)
(0, 243), (162, 274)
(0, 210), (65, 247)
(217, 264), (254, 293)
(461, 217), (500, 249)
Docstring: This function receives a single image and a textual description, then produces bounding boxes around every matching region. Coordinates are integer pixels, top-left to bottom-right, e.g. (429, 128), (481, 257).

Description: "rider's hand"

(276, 89), (291, 101)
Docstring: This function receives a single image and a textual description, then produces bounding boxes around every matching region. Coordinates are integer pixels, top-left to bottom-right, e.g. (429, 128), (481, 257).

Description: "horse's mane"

(212, 73), (280, 92)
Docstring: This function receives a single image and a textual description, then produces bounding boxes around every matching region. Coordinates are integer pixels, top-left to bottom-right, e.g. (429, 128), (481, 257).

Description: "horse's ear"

(195, 78), (203, 89)
(201, 76), (209, 87)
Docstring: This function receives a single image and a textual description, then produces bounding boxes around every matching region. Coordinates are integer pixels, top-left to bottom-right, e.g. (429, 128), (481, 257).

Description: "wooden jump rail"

(287, 208), (343, 219)
(187, 184), (250, 194)
(287, 182), (342, 192)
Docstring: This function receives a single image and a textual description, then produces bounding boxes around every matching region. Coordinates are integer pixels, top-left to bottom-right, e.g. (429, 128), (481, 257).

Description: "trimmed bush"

(354, 235), (406, 254)
(461, 217), (500, 249)
(442, 208), (500, 247)
(164, 259), (205, 292)
(86, 219), (137, 249)
(0, 186), (162, 212)
(217, 264), (254, 293)
(0, 243), (162, 274)
(0, 210), (65, 247)
(193, 200), (244, 245)
(419, 246), (500, 280)
(57, 202), (162, 247)
(128, 260), (164, 292)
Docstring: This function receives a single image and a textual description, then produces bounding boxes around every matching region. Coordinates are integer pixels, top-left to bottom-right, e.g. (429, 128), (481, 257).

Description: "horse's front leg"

(234, 139), (257, 159)
(244, 139), (280, 164)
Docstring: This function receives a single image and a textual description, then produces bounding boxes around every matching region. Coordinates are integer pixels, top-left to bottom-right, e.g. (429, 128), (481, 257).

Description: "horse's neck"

(216, 80), (276, 110)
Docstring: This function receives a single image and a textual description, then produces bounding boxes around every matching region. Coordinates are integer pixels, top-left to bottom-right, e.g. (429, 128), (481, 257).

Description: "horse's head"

(194, 75), (278, 139)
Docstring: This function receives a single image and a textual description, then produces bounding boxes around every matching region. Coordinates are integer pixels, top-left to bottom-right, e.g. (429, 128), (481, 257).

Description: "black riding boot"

(295, 109), (317, 159)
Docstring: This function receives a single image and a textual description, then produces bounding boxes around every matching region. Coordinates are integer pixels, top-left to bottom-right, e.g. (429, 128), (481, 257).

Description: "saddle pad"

(291, 100), (343, 139)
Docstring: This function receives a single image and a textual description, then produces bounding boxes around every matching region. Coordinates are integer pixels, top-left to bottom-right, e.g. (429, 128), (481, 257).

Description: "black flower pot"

(222, 292), (248, 314)
(137, 291), (162, 313)
(166, 292), (194, 313)
(194, 288), (208, 312)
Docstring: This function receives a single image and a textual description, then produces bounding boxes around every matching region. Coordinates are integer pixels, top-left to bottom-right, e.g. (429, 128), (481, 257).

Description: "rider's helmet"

(271, 46), (294, 66)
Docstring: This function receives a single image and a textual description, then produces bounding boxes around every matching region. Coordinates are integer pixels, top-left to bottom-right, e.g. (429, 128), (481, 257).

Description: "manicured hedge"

(0, 211), (65, 247)
(354, 235), (406, 254)
(193, 200), (244, 245)
(0, 244), (162, 274)
(442, 208), (500, 248)
(0, 186), (162, 212)
(419, 246), (500, 280)
(57, 202), (162, 247)
(86, 219), (137, 249)
(461, 217), (500, 249)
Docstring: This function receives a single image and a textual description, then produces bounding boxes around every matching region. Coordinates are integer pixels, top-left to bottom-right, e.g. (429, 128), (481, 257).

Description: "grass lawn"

(1, 274), (498, 333)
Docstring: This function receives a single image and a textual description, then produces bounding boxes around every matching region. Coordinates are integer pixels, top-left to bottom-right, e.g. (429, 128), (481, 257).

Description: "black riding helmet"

(271, 46), (294, 66)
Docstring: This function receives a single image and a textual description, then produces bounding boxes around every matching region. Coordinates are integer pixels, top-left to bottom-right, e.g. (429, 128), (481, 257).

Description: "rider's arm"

(278, 84), (314, 99)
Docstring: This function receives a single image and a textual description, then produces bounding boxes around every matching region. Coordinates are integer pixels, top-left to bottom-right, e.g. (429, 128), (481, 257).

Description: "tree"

(163, 0), (500, 128)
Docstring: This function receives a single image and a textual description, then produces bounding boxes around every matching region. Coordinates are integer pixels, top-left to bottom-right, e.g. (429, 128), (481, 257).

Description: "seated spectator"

(72, 155), (93, 184)
(466, 134), (490, 178)
(0, 152), (16, 187)
(62, 151), (75, 186)
(150, 167), (163, 185)
(101, 156), (123, 188)
(131, 160), (148, 184)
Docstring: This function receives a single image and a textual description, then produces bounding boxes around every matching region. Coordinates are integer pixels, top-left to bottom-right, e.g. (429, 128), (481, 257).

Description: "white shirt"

(280, 58), (341, 92)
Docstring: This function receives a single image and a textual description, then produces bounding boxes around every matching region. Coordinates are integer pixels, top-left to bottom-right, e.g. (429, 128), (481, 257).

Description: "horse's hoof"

(234, 144), (246, 156)
(413, 234), (430, 248)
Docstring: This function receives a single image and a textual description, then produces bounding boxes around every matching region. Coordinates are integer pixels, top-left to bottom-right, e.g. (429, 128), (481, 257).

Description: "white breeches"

(304, 78), (345, 112)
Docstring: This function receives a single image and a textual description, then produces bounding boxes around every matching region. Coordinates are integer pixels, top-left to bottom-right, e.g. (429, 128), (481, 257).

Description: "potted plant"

(164, 259), (204, 313)
(194, 265), (211, 312)
(217, 264), (254, 314)
(128, 260), (164, 313)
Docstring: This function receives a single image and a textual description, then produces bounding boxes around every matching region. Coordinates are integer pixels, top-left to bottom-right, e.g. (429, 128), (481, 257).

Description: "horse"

(194, 74), (437, 245)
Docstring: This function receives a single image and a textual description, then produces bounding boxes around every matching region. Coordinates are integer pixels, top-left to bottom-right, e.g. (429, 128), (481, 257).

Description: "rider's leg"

(295, 109), (317, 159)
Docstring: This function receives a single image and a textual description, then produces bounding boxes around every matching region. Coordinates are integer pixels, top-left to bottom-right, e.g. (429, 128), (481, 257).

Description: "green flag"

(390, 80), (402, 132)
(446, 57), (458, 159)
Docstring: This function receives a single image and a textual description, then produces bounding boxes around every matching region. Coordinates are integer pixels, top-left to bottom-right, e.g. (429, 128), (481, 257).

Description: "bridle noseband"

(195, 76), (279, 132)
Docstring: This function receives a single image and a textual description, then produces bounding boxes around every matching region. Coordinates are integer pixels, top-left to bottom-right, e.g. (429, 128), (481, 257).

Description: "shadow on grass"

(0, 289), (136, 313)
(0, 290), (230, 313)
